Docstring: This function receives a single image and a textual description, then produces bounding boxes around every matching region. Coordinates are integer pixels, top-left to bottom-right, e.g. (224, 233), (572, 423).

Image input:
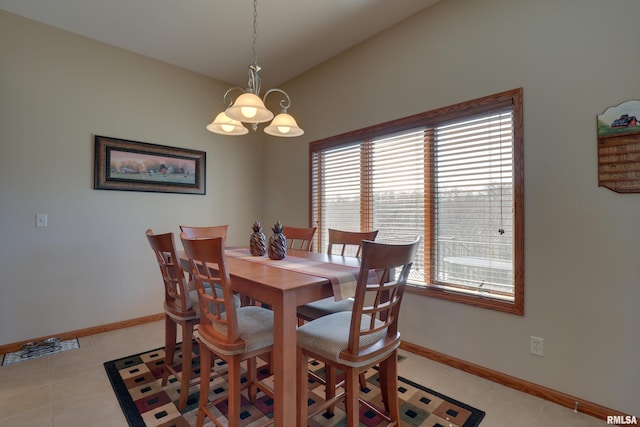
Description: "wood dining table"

(179, 247), (363, 427)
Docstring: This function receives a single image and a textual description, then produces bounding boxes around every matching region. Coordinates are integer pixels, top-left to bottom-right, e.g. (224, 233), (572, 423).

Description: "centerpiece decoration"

(249, 220), (267, 256)
(268, 221), (286, 260)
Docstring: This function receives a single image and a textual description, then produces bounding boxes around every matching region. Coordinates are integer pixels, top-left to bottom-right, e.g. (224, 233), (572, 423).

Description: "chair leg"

(344, 367), (361, 427)
(177, 321), (194, 410)
(325, 364), (337, 415)
(247, 357), (257, 403)
(297, 347), (309, 427)
(195, 343), (211, 427)
(323, 365), (363, 415)
(227, 357), (242, 427)
(378, 350), (400, 422)
(261, 353), (274, 375)
(162, 315), (176, 386)
(359, 372), (367, 389)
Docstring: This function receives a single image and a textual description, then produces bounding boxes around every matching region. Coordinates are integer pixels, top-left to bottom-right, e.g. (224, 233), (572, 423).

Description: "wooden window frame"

(309, 88), (524, 315)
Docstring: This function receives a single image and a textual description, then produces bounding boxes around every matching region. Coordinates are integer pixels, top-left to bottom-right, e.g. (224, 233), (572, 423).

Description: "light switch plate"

(35, 213), (48, 228)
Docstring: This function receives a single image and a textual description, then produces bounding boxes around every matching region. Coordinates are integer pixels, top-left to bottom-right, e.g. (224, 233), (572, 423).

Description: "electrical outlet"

(530, 336), (544, 356)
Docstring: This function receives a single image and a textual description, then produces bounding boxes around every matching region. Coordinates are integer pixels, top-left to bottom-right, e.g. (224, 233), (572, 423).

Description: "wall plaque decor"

(94, 135), (206, 194)
(597, 100), (640, 193)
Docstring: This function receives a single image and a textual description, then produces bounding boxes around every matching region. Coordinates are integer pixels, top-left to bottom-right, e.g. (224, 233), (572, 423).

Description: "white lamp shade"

(206, 112), (249, 135)
(264, 112), (304, 137)
(225, 92), (274, 123)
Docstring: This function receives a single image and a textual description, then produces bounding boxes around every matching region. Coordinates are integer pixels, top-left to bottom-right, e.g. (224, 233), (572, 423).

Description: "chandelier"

(207, 0), (304, 137)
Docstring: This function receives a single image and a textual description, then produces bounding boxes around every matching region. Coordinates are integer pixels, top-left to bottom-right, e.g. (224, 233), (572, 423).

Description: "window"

(310, 88), (524, 314)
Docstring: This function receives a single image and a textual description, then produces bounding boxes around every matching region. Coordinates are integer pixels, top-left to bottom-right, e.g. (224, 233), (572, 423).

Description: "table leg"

(272, 292), (298, 427)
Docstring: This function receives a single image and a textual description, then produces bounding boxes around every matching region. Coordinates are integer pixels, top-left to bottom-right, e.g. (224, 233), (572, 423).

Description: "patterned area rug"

(104, 342), (485, 427)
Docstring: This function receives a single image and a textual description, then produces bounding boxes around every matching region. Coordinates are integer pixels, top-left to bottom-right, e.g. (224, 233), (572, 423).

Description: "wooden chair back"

(283, 225), (316, 251)
(145, 229), (194, 316)
(180, 234), (244, 353)
(179, 224), (228, 239)
(327, 229), (379, 257)
(345, 236), (421, 361)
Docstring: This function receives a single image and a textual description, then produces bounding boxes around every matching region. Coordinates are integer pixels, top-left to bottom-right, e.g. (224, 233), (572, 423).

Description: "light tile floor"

(0, 320), (608, 427)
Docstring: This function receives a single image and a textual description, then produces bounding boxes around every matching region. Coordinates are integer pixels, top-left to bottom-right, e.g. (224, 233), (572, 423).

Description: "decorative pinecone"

(250, 220), (266, 256)
(268, 221), (287, 260)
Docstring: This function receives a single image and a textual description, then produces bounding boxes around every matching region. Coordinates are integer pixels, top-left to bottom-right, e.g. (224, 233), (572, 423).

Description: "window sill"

(406, 283), (524, 315)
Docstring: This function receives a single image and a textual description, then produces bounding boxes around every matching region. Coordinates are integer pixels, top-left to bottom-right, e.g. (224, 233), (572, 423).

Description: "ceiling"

(0, 0), (440, 87)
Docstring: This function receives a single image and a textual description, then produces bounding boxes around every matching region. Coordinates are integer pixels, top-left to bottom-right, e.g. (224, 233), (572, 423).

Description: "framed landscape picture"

(94, 135), (206, 195)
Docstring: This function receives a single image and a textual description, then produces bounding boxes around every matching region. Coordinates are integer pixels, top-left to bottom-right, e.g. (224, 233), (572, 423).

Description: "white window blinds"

(429, 109), (514, 299)
(311, 144), (362, 253)
(370, 130), (427, 285)
(310, 89), (523, 312)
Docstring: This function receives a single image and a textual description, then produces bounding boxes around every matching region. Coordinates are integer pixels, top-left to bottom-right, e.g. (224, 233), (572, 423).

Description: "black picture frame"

(94, 135), (206, 195)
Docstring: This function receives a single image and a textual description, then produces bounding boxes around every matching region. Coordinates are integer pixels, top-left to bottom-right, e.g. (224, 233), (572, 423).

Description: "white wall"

(0, 11), (264, 343)
(271, 0), (640, 415)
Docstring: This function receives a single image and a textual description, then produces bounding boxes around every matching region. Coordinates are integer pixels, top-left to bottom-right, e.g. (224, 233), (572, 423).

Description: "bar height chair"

(297, 229), (379, 323)
(283, 225), (316, 251)
(296, 237), (421, 427)
(179, 224), (228, 239)
(181, 234), (274, 427)
(145, 229), (204, 411)
(296, 229), (379, 396)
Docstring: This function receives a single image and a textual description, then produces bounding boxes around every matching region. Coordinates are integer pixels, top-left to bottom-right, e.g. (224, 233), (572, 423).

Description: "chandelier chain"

(252, 0), (258, 67)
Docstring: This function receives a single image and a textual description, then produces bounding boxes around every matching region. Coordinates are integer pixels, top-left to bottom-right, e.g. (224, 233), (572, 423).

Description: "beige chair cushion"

(296, 297), (354, 320)
(297, 311), (397, 368)
(201, 306), (274, 356)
